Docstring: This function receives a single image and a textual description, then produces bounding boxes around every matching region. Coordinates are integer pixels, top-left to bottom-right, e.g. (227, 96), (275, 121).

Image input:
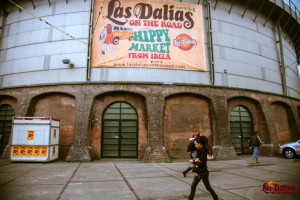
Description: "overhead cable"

(8, 0), (87, 44)
(93, 0), (105, 33)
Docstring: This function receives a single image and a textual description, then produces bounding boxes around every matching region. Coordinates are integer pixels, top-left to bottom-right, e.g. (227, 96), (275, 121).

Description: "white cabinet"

(10, 117), (60, 162)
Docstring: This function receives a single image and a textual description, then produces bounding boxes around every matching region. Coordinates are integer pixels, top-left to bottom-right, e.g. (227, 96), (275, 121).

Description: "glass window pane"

(103, 121), (119, 126)
(121, 151), (136, 156)
(121, 114), (137, 119)
(103, 113), (120, 120)
(105, 108), (121, 114)
(110, 103), (121, 108)
(121, 108), (136, 114)
(121, 121), (137, 126)
(230, 116), (240, 121)
(122, 127), (136, 132)
(241, 122), (251, 127)
(239, 107), (247, 112)
(103, 151), (118, 156)
(6, 110), (14, 115)
(241, 116), (251, 121)
(230, 111), (240, 116)
(231, 138), (241, 144)
(103, 139), (118, 144)
(121, 132), (136, 139)
(103, 126), (119, 133)
(121, 103), (131, 108)
(103, 133), (119, 139)
(240, 112), (250, 117)
(121, 145), (136, 151)
(232, 107), (240, 111)
(103, 145), (118, 150)
(242, 128), (252, 133)
(121, 139), (136, 145)
(230, 122), (240, 127)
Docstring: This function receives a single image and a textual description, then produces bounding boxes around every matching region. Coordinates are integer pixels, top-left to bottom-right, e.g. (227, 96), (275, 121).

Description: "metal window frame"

(230, 106), (253, 155)
(101, 102), (138, 158)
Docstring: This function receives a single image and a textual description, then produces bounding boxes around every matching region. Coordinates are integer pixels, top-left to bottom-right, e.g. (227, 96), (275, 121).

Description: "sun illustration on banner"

(173, 34), (197, 51)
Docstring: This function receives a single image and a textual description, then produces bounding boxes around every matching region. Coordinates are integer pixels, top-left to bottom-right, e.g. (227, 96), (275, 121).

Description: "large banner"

(91, 0), (206, 71)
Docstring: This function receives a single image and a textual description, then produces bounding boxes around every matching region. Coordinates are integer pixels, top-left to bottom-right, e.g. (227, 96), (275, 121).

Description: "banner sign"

(91, 0), (206, 71)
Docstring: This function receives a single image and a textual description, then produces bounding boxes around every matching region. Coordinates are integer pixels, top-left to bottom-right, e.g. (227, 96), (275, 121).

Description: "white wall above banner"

(91, 0), (206, 71)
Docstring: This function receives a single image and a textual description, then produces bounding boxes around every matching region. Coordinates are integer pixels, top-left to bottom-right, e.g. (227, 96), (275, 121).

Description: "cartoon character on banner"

(99, 24), (116, 58)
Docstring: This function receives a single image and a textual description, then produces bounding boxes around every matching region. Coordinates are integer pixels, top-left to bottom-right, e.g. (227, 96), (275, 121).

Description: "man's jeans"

(252, 146), (258, 160)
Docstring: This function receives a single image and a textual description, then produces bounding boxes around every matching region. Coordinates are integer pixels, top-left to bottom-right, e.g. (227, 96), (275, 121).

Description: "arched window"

(101, 102), (138, 158)
(0, 104), (15, 155)
(230, 106), (253, 155)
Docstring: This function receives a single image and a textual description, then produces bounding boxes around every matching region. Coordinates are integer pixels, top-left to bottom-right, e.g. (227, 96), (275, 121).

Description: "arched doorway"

(0, 104), (15, 155)
(230, 106), (253, 155)
(101, 102), (138, 158)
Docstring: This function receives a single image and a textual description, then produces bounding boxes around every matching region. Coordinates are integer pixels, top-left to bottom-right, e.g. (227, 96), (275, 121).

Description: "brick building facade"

(1, 83), (299, 161)
(0, 0), (300, 161)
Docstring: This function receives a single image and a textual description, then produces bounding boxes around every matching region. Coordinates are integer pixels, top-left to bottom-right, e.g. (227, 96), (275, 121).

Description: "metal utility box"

(10, 117), (60, 162)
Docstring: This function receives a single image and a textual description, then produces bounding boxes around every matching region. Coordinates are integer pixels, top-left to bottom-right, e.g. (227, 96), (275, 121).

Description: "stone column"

(143, 89), (170, 162)
(66, 90), (94, 161)
(290, 101), (300, 140)
(2, 93), (32, 158)
(210, 95), (237, 160)
(260, 100), (279, 156)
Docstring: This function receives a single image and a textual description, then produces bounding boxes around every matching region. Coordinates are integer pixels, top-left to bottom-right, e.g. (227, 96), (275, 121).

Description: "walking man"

(249, 131), (264, 164)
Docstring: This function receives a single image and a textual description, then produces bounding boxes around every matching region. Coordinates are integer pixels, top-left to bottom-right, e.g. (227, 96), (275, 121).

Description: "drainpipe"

(277, 24), (287, 96)
(206, 0), (215, 85)
(86, 0), (94, 81)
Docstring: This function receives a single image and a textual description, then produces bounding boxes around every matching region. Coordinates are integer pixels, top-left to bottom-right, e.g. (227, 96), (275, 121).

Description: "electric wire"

(92, 0), (105, 33)
(8, 0), (87, 44)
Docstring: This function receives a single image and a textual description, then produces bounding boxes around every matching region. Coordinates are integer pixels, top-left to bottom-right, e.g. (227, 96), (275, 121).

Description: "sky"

(291, 0), (300, 8)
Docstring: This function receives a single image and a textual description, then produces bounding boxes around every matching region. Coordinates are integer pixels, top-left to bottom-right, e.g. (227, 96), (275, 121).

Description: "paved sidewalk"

(0, 156), (299, 200)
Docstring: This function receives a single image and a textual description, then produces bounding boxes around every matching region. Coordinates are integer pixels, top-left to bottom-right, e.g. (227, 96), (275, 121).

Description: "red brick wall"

(33, 94), (76, 160)
(163, 94), (211, 159)
(271, 102), (292, 144)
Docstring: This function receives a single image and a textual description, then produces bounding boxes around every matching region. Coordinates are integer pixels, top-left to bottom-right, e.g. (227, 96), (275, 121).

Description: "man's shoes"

(183, 171), (187, 178)
(256, 159), (260, 163)
(251, 160), (256, 164)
